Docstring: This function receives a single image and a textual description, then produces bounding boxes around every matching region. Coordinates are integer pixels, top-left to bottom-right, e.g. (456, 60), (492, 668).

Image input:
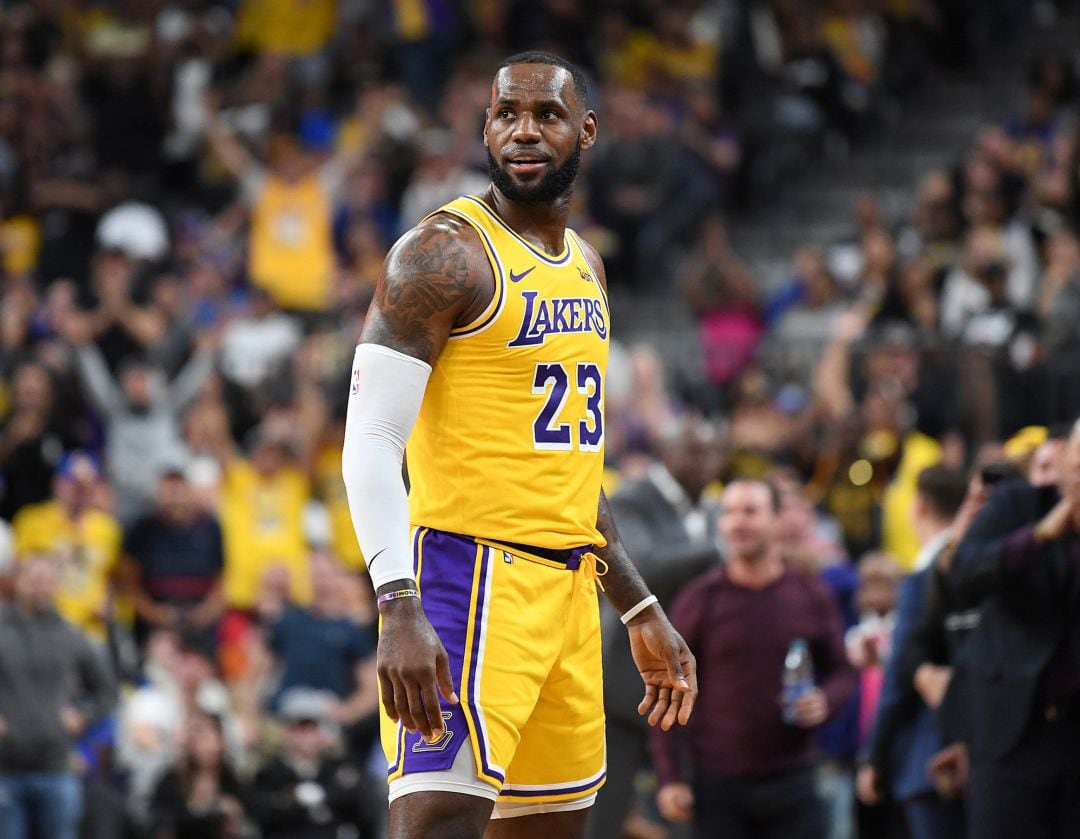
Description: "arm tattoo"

(595, 489), (652, 614)
(364, 223), (479, 363)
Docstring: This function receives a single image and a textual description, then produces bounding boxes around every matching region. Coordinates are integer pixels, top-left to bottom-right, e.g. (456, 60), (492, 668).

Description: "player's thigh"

(485, 807), (590, 839)
(390, 790), (494, 839)
(383, 534), (561, 791)
(500, 572), (605, 797)
(473, 548), (580, 785)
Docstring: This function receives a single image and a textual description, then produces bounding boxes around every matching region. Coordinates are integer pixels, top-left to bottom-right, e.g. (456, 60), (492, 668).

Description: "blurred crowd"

(674, 42), (1080, 567)
(0, 0), (1078, 837)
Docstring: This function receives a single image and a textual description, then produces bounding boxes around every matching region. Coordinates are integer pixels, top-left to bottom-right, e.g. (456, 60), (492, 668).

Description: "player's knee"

(389, 792), (491, 839)
(390, 818), (480, 839)
(391, 813), (484, 839)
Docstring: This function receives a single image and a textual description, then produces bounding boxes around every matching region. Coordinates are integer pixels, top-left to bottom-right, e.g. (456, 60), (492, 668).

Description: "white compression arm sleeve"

(341, 343), (432, 592)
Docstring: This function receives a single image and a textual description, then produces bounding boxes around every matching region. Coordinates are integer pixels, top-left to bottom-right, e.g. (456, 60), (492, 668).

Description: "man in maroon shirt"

(650, 478), (856, 839)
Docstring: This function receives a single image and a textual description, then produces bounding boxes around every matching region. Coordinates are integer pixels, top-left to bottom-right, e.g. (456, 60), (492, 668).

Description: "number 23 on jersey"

(531, 361), (603, 452)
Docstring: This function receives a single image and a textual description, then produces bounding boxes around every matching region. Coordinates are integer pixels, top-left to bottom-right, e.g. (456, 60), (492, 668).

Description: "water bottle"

(781, 638), (814, 724)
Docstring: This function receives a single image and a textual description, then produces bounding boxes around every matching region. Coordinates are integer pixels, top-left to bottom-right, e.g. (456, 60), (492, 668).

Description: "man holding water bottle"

(649, 479), (856, 839)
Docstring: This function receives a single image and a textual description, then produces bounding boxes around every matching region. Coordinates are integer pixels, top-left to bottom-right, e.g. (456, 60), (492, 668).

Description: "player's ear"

(579, 110), (598, 151)
(483, 109), (492, 147)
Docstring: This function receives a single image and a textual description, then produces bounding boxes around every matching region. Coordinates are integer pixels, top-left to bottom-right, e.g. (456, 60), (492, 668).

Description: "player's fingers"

(648, 687), (672, 727)
(435, 651), (459, 705)
(404, 679), (433, 740)
(681, 647), (699, 692)
(677, 682), (697, 725)
(661, 689), (683, 731)
(638, 683), (658, 716)
(664, 641), (690, 691)
(378, 671), (399, 722)
(677, 653), (699, 725)
(393, 677), (417, 733)
(420, 676), (446, 742)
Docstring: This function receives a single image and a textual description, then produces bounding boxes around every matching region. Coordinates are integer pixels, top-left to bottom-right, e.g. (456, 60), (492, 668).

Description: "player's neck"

(486, 186), (571, 256)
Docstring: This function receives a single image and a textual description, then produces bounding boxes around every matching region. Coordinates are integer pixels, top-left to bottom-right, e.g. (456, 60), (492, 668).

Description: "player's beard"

(488, 141), (581, 205)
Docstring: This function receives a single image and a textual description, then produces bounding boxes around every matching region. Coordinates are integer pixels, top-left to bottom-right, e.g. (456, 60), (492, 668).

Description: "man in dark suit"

(947, 417), (1080, 839)
(588, 418), (724, 839)
(858, 466), (969, 839)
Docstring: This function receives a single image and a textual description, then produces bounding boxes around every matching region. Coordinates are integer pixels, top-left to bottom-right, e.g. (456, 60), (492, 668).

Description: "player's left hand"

(627, 608), (697, 730)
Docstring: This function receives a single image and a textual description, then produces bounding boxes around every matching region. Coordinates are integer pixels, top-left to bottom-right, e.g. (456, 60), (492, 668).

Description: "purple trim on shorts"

(390, 529), (503, 784)
(499, 771), (607, 798)
(387, 527), (426, 776)
(464, 545), (505, 784)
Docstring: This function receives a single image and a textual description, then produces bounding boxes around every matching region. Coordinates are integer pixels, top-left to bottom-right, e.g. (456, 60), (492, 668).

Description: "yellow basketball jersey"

(249, 171), (333, 312)
(407, 196), (609, 551)
(12, 501), (121, 641)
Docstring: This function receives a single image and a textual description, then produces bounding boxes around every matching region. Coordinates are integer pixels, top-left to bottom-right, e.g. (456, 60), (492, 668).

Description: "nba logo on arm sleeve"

(350, 362), (361, 395)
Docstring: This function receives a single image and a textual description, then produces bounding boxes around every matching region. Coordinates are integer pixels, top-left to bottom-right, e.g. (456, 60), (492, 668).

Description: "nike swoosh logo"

(367, 548), (388, 569)
(509, 267), (535, 283)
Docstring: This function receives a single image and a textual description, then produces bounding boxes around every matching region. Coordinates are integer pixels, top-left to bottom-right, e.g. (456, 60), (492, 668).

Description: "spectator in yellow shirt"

(233, 0), (335, 59)
(204, 100), (362, 316)
(12, 452), (122, 642)
(219, 427), (312, 612)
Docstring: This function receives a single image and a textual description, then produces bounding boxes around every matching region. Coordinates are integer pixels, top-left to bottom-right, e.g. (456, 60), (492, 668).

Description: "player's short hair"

(496, 51), (588, 105)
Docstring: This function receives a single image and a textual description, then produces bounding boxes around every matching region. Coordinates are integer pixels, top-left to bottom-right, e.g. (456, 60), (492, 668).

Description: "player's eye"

(498, 109), (514, 119)
(541, 111), (558, 120)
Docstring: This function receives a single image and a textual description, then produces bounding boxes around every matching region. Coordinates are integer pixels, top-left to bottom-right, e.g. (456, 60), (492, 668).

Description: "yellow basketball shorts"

(380, 527), (607, 805)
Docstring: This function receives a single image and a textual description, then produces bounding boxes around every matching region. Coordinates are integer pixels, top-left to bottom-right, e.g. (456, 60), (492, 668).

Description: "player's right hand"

(656, 783), (694, 822)
(377, 597), (459, 742)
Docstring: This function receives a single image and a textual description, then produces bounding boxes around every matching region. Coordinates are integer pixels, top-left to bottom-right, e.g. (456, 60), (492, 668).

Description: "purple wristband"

(377, 589), (420, 607)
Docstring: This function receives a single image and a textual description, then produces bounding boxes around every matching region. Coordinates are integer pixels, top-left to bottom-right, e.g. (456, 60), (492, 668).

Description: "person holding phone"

(947, 418), (1080, 839)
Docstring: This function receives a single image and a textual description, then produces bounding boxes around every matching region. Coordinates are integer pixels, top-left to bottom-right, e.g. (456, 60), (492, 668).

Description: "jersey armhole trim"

(567, 230), (609, 314)
(431, 207), (506, 339)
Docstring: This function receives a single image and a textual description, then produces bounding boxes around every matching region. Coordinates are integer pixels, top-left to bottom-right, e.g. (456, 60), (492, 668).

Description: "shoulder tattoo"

(368, 222), (479, 362)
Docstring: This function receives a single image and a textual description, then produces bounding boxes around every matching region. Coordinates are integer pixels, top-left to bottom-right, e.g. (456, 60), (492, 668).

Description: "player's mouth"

(505, 153), (551, 174)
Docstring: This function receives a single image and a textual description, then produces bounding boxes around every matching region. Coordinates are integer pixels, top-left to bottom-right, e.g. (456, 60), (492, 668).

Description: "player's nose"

(510, 112), (542, 143)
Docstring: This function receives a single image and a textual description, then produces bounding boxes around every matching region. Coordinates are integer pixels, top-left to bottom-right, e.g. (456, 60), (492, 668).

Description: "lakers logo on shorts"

(411, 712), (456, 753)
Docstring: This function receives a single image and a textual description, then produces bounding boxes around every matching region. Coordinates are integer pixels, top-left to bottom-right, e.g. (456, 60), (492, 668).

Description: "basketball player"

(342, 52), (698, 838)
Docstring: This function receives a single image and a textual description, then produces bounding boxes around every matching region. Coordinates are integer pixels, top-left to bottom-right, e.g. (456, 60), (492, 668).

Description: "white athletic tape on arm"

(341, 343), (431, 592)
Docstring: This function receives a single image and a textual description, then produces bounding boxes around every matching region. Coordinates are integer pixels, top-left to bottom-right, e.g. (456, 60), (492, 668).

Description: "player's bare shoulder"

(363, 213), (495, 364)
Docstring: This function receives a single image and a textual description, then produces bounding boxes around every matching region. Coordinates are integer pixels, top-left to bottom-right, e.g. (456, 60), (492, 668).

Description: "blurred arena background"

(1, 1), (1079, 837)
